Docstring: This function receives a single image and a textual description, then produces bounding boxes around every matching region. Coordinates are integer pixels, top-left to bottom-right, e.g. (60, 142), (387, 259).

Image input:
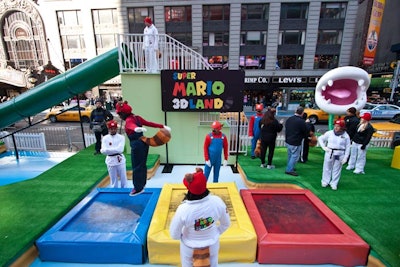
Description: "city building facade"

(0, 0), (398, 109)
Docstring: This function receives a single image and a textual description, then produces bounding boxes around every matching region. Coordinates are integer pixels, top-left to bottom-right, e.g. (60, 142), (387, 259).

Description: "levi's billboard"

(161, 70), (244, 112)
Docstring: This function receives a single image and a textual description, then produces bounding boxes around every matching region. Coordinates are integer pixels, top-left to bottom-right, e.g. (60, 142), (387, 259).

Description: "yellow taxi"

(303, 107), (343, 124)
(45, 105), (93, 123)
(371, 115), (400, 138)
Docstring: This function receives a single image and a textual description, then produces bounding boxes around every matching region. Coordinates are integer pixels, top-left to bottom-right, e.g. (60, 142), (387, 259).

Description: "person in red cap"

(143, 16), (159, 73)
(203, 121), (228, 182)
(318, 119), (350, 190)
(117, 102), (171, 196)
(169, 168), (230, 267)
(248, 103), (264, 158)
(100, 120), (127, 188)
(346, 112), (375, 174)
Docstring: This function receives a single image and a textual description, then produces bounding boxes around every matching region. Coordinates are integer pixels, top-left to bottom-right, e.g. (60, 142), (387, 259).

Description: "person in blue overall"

(203, 121), (228, 182)
(248, 103), (264, 158)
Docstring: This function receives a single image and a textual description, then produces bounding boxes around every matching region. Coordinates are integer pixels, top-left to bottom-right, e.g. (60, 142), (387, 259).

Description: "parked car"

(360, 104), (400, 119)
(45, 105), (93, 123)
(371, 114), (400, 139)
(303, 107), (343, 124)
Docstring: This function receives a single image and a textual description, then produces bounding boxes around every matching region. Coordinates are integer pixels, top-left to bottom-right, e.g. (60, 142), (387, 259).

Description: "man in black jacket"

(344, 107), (360, 141)
(90, 99), (113, 155)
(284, 106), (308, 176)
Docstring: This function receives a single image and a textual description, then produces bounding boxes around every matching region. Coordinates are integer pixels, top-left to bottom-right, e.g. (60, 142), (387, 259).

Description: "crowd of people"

(246, 104), (374, 190)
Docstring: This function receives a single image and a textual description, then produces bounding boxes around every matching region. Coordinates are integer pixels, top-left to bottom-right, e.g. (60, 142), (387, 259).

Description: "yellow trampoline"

(147, 182), (257, 265)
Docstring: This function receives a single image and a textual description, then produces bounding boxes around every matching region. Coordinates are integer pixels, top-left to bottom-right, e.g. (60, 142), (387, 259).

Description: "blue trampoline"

(36, 188), (161, 264)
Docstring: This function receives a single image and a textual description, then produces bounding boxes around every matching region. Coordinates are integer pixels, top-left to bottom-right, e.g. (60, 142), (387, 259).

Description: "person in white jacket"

(318, 119), (350, 190)
(100, 120), (127, 188)
(143, 17), (159, 73)
(169, 168), (230, 267)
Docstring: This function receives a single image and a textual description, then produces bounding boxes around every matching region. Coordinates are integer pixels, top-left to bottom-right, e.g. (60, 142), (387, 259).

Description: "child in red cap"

(100, 120), (127, 188)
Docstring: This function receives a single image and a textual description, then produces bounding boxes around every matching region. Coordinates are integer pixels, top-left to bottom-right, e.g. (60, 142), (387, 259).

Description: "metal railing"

(117, 33), (213, 73)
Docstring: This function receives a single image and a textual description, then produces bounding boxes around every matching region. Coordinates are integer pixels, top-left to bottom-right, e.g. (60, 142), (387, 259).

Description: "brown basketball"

(140, 128), (171, 147)
(254, 139), (262, 157)
(309, 134), (318, 147)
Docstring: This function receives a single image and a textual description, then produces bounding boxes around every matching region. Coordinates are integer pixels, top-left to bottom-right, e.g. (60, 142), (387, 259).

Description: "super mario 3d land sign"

(161, 70), (244, 112)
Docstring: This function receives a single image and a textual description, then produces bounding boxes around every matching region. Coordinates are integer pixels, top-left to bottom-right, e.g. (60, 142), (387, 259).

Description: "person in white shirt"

(169, 168), (230, 267)
(143, 17), (159, 73)
(100, 120), (127, 188)
(318, 119), (350, 190)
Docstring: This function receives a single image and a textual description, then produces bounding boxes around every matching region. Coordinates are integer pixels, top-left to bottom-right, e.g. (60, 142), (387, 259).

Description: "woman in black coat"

(258, 109), (284, 169)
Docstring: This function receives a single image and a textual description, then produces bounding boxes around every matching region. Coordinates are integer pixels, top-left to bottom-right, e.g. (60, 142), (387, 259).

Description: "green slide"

(0, 47), (119, 129)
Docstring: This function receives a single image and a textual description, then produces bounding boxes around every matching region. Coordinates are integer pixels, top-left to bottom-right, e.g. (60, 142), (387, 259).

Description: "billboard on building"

(363, 0), (385, 66)
(161, 70), (244, 112)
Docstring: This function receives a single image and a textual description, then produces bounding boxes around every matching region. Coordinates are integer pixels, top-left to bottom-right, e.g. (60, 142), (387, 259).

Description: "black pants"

(260, 138), (276, 165)
(94, 128), (108, 152)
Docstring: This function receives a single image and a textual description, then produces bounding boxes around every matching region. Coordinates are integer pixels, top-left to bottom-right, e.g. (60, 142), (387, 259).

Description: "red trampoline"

(240, 189), (369, 267)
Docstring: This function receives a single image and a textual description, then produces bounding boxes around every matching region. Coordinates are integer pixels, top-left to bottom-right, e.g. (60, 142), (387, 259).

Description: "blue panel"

(36, 188), (161, 264)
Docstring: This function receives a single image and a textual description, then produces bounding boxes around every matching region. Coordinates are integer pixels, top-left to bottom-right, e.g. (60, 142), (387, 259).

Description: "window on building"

(203, 32), (229, 46)
(92, 9), (118, 54)
(277, 55), (303, 69)
(314, 55), (339, 69)
(92, 9), (118, 25)
(240, 31), (267, 45)
(57, 10), (85, 70)
(60, 35), (85, 50)
(165, 6), (191, 22)
(203, 5), (230, 21)
(241, 4), (269, 20)
(281, 3), (309, 19)
(317, 30), (343, 45)
(169, 33), (192, 46)
(279, 31), (305, 45)
(206, 56), (228, 69)
(57, 10), (81, 26)
(239, 56), (265, 69)
(3, 11), (46, 70)
(320, 3), (347, 19)
(127, 7), (154, 33)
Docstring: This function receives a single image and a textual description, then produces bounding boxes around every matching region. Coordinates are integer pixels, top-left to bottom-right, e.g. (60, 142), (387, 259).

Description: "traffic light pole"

(390, 60), (400, 102)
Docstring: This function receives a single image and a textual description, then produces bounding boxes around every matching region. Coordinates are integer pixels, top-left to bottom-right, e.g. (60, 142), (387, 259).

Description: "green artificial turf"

(239, 146), (400, 267)
(0, 146), (399, 266)
(0, 146), (159, 266)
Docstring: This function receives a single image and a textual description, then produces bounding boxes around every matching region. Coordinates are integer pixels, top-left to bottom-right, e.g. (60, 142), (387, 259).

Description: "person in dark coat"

(90, 99), (113, 155)
(284, 106), (308, 176)
(300, 113), (316, 163)
(258, 109), (283, 169)
(344, 107), (360, 141)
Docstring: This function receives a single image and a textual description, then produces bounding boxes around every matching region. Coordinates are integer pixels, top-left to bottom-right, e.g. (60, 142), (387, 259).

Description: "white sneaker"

(331, 186), (337, 190)
(321, 182), (328, 188)
(346, 166), (354, 170)
(260, 164), (266, 168)
(353, 170), (365, 174)
(267, 165), (275, 169)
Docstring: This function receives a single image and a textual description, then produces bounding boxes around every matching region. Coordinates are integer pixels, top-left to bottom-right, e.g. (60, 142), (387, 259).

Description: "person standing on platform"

(248, 103), (264, 159)
(204, 121), (228, 183)
(90, 99), (113, 155)
(100, 120), (127, 188)
(259, 109), (283, 169)
(117, 102), (171, 196)
(284, 106), (308, 176)
(318, 119), (350, 190)
(169, 168), (230, 267)
(346, 112), (374, 174)
(143, 17), (159, 73)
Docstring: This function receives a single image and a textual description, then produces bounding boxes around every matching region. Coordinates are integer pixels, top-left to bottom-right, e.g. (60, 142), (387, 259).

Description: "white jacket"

(169, 194), (230, 248)
(143, 24), (158, 50)
(100, 133), (126, 166)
